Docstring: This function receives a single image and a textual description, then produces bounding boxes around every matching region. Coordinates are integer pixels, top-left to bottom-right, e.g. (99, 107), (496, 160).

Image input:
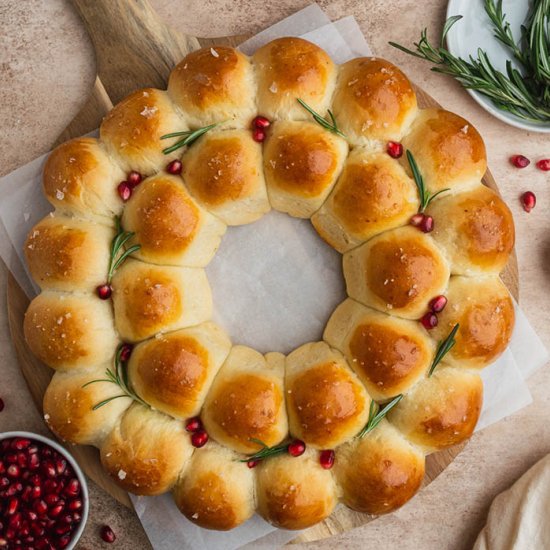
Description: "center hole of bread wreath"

(206, 210), (346, 354)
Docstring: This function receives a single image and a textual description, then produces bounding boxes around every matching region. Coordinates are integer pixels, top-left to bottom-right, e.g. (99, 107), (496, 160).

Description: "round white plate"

(446, 0), (550, 133)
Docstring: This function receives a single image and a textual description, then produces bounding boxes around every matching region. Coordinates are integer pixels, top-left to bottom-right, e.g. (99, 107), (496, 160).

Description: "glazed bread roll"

(100, 403), (193, 495)
(426, 185), (515, 275)
(255, 448), (338, 529)
(401, 109), (487, 194)
(263, 120), (348, 218)
(128, 322), (231, 419)
(253, 37), (337, 120)
(43, 366), (132, 446)
(173, 441), (255, 530)
(430, 276), (515, 369)
(285, 342), (369, 448)
(24, 291), (118, 370)
(122, 173), (226, 267)
(312, 149), (419, 252)
(335, 420), (425, 514)
(111, 259), (212, 342)
(202, 347), (288, 453)
(324, 299), (434, 400)
(25, 214), (113, 292)
(181, 129), (270, 225)
(344, 226), (451, 319)
(168, 46), (256, 129)
(331, 58), (417, 145)
(388, 366), (483, 452)
(43, 137), (125, 220)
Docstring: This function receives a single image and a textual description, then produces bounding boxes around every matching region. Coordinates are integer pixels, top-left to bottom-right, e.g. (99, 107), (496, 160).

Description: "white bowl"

(0, 431), (89, 550)
(446, 0), (550, 133)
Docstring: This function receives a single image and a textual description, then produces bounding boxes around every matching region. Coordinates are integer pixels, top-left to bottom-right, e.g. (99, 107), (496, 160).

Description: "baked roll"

(343, 226), (450, 319)
(202, 347), (288, 453)
(263, 120), (348, 218)
(128, 322), (231, 419)
(181, 129), (270, 225)
(312, 149), (419, 252)
(285, 342), (369, 448)
(122, 173), (226, 267)
(111, 259), (212, 342)
(324, 299), (434, 400)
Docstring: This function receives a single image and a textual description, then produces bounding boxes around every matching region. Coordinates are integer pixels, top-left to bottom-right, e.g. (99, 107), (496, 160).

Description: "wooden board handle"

(69, 0), (200, 103)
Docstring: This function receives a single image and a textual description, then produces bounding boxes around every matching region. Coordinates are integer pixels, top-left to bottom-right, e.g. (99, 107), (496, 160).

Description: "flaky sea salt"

(140, 106), (158, 118)
(210, 48), (219, 58)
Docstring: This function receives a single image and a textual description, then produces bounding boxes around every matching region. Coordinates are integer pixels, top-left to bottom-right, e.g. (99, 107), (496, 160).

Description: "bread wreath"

(23, 37), (516, 531)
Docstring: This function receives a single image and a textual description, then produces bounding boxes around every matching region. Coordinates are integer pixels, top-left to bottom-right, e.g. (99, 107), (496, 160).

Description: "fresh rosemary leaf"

(161, 122), (219, 154)
(356, 394), (404, 439)
(107, 216), (141, 282)
(296, 98), (346, 138)
(406, 150), (450, 212)
(428, 323), (460, 377)
(238, 439), (289, 463)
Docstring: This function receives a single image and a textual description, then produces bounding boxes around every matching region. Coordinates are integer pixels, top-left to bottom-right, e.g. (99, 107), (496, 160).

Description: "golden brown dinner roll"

(202, 346), (288, 453)
(262, 120), (348, 218)
(182, 129), (270, 225)
(253, 37), (337, 120)
(401, 108), (487, 194)
(388, 366), (483, 452)
(332, 57), (418, 145)
(343, 226), (450, 319)
(24, 291), (118, 370)
(43, 137), (125, 219)
(312, 149), (419, 252)
(285, 341), (369, 448)
(43, 366), (132, 446)
(335, 420), (425, 514)
(173, 441), (255, 530)
(111, 259), (212, 342)
(100, 88), (185, 174)
(324, 299), (434, 400)
(100, 403), (193, 495)
(168, 46), (256, 129)
(430, 276), (514, 369)
(128, 322), (231, 419)
(426, 184), (515, 275)
(25, 214), (113, 292)
(255, 448), (338, 530)
(122, 173), (226, 267)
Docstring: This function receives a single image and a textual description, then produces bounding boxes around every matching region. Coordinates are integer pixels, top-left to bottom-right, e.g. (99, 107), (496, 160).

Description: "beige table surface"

(1, 0), (550, 548)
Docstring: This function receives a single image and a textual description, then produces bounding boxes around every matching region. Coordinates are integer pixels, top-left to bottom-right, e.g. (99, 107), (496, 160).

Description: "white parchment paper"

(0, 4), (547, 549)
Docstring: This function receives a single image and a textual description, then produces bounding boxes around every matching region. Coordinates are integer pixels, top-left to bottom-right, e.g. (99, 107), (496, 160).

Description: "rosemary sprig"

(407, 150), (449, 212)
(108, 217), (141, 282)
(238, 438), (289, 463)
(428, 323), (460, 377)
(356, 394), (404, 439)
(160, 122), (219, 154)
(296, 98), (346, 138)
(82, 344), (148, 410)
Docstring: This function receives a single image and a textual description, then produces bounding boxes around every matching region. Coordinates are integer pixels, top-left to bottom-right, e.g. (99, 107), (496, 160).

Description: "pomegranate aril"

(0, 538), (6, 547)
(48, 503), (64, 518)
(191, 430), (209, 448)
(96, 283), (113, 300)
(6, 482), (23, 496)
(33, 499), (48, 516)
(252, 115), (271, 129)
(252, 127), (266, 143)
(7, 497), (18, 515)
(127, 170), (143, 187)
(31, 485), (41, 499)
(429, 295), (448, 313)
(44, 479), (58, 493)
(28, 445), (38, 454)
(68, 498), (82, 511)
(536, 159), (550, 171)
(247, 459), (259, 469)
(387, 141), (403, 158)
(409, 213), (425, 227)
(510, 154), (530, 168)
(0, 477), (9, 489)
(44, 493), (59, 506)
(21, 484), (32, 501)
(119, 344), (133, 363)
(420, 214), (434, 233)
(521, 191), (536, 212)
(288, 439), (306, 457)
(101, 525), (116, 543)
(59, 512), (73, 525)
(8, 513), (21, 530)
(31, 523), (45, 537)
(26, 510), (37, 522)
(420, 311), (438, 330)
(319, 449), (335, 469)
(29, 452), (40, 469)
(166, 159), (183, 175)
(58, 534), (71, 549)
(12, 438), (31, 450)
(72, 511), (82, 523)
(185, 417), (202, 433)
(65, 478), (80, 497)
(6, 464), (19, 478)
(55, 523), (71, 535)
(6, 453), (17, 464)
(42, 461), (56, 478)
(55, 458), (67, 476)
(118, 181), (132, 201)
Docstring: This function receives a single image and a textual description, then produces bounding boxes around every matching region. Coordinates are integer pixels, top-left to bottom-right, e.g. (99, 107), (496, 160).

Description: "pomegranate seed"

(185, 417), (202, 433)
(55, 458), (67, 476)
(72, 511), (82, 523)
(43, 479), (57, 493)
(420, 214), (434, 233)
(521, 191), (536, 212)
(55, 523), (71, 535)
(191, 430), (209, 448)
(30, 485), (41, 499)
(387, 141), (403, 158)
(287, 439), (306, 457)
(510, 154), (530, 168)
(6, 453), (17, 464)
(59, 512), (73, 525)
(409, 213), (425, 227)
(166, 159), (183, 175)
(42, 462), (56, 479)
(0, 477), (9, 489)
(6, 482), (23, 496)
(33, 499), (48, 516)
(536, 159), (550, 171)
(64, 478), (80, 497)
(127, 171), (143, 187)
(420, 312), (438, 330)
(8, 512), (21, 529)
(68, 498), (82, 511)
(48, 503), (64, 518)
(6, 464), (19, 478)
(0, 398), (4, 412)
(117, 181), (132, 201)
(31, 523), (45, 537)
(0, 538), (6, 547)
(58, 534), (71, 549)
(319, 449), (335, 469)
(44, 493), (59, 506)
(246, 459), (259, 469)
(119, 344), (133, 363)
(26, 510), (37, 521)
(7, 497), (18, 515)
(252, 115), (271, 129)
(12, 438), (31, 450)
(429, 295), (448, 313)
(252, 127), (266, 143)
(29, 453), (40, 470)
(28, 445), (38, 454)
(21, 485), (32, 501)
(100, 525), (116, 543)
(96, 283), (112, 300)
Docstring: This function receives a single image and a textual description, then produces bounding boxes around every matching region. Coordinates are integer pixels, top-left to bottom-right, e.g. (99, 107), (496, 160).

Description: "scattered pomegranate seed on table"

(429, 295), (448, 313)
(509, 154), (530, 168)
(252, 115), (271, 129)
(319, 450), (335, 469)
(536, 159), (550, 171)
(386, 141), (403, 158)
(100, 525), (116, 543)
(287, 439), (306, 457)
(96, 284), (113, 300)
(117, 181), (132, 201)
(126, 170), (143, 187)
(420, 311), (438, 330)
(190, 430), (209, 448)
(521, 191), (536, 213)
(252, 127), (266, 143)
(185, 417), (202, 433)
(166, 159), (183, 175)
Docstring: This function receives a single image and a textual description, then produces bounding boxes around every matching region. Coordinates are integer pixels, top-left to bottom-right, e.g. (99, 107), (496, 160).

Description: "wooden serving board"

(6, 0), (519, 544)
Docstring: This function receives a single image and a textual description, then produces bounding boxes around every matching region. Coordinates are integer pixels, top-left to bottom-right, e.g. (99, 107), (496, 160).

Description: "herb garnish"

(160, 122), (220, 154)
(296, 98), (346, 137)
(407, 150), (450, 212)
(106, 216), (141, 283)
(428, 323), (460, 377)
(238, 438), (289, 463)
(356, 394), (404, 439)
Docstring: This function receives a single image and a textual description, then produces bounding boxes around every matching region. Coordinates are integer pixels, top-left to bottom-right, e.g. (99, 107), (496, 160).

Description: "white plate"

(446, 0), (550, 133)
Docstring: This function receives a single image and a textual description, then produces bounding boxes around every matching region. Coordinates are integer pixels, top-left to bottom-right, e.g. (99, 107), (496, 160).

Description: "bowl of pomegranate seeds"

(0, 431), (89, 550)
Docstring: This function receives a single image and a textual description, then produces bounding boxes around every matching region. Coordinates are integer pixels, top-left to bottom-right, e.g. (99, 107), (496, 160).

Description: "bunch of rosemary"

(390, 0), (550, 123)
